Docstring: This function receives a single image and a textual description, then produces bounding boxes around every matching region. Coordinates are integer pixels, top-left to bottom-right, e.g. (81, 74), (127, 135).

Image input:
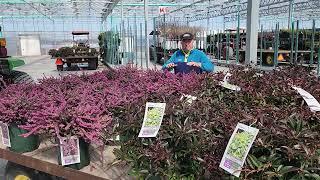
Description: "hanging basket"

(8, 124), (40, 153)
(57, 138), (90, 170)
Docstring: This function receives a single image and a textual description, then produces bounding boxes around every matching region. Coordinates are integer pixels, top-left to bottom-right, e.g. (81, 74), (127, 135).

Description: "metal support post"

(144, 0), (150, 69)
(295, 20), (299, 64)
(134, 13), (138, 67)
(152, 17), (157, 67)
(226, 31), (230, 64)
(245, 0), (260, 65)
(236, 0), (240, 64)
(121, 0), (124, 65)
(140, 23), (143, 68)
(318, 49), (320, 77)
(310, 19), (315, 65)
(260, 24), (263, 67)
(274, 23), (279, 67)
(290, 21), (294, 64)
(288, 0), (294, 29)
(163, 13), (167, 60)
(218, 30), (221, 63)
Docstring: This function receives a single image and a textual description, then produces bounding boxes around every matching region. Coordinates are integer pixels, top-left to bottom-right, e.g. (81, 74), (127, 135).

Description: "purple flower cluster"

(0, 66), (203, 144)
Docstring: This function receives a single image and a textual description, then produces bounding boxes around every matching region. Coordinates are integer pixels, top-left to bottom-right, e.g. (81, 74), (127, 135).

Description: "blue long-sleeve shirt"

(162, 49), (214, 72)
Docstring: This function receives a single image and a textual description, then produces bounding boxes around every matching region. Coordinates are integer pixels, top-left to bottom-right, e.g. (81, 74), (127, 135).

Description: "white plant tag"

(292, 86), (320, 112)
(223, 73), (232, 82)
(180, 94), (197, 104)
(0, 122), (10, 147)
(59, 136), (81, 166)
(220, 73), (241, 91)
(219, 123), (259, 177)
(138, 102), (166, 138)
(220, 81), (241, 91)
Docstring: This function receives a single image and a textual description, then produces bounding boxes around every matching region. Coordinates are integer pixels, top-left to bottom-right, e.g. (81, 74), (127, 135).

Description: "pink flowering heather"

(0, 66), (205, 144)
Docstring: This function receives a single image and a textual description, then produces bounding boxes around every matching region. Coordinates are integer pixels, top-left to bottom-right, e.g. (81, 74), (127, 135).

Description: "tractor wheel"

(0, 74), (6, 90)
(57, 65), (63, 71)
(4, 162), (34, 180)
(10, 71), (34, 84)
(88, 59), (98, 70)
(263, 53), (274, 66)
(238, 52), (245, 63)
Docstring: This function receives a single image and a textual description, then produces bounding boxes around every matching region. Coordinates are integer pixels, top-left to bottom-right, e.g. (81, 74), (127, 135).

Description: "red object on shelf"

(55, 58), (63, 65)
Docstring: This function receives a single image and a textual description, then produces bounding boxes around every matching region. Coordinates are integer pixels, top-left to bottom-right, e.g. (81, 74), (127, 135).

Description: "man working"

(162, 32), (214, 73)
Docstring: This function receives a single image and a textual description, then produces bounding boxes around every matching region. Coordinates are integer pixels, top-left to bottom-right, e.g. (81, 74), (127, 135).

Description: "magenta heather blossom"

(0, 66), (203, 144)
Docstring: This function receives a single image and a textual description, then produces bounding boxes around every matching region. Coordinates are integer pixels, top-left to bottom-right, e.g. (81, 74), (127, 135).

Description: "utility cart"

(238, 49), (312, 66)
(56, 31), (99, 71)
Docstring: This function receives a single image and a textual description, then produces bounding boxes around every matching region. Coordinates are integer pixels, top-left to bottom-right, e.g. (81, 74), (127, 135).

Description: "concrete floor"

(0, 159), (7, 179)
(14, 55), (108, 82)
(13, 55), (229, 82)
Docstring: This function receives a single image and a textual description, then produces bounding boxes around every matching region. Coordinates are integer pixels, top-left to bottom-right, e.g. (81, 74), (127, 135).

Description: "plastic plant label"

(220, 81), (241, 91)
(138, 102), (166, 138)
(180, 94), (197, 104)
(59, 136), (80, 166)
(0, 122), (10, 147)
(220, 73), (241, 91)
(223, 73), (232, 82)
(219, 123), (259, 177)
(292, 86), (320, 112)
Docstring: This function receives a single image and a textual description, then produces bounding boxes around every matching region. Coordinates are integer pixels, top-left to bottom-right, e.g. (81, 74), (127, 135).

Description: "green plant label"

(219, 123), (259, 177)
(59, 136), (80, 166)
(292, 86), (320, 112)
(0, 122), (10, 147)
(138, 102), (166, 138)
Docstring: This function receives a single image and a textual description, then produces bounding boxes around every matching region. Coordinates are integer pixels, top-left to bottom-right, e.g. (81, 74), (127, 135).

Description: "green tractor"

(0, 26), (33, 90)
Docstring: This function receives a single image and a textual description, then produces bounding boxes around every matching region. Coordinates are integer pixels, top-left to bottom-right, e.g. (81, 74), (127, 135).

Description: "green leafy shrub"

(115, 66), (320, 179)
(48, 49), (58, 58)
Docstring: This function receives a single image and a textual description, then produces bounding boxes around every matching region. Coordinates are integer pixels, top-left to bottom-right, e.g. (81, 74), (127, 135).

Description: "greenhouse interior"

(0, 0), (320, 179)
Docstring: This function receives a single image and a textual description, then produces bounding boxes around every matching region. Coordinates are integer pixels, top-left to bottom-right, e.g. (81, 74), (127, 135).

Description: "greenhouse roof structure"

(0, 0), (319, 21)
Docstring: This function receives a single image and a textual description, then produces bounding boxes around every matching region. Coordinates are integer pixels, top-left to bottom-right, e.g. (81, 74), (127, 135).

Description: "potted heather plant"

(0, 83), (40, 153)
(19, 79), (113, 170)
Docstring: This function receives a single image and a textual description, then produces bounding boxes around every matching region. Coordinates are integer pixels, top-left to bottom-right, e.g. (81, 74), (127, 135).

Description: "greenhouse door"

(19, 34), (41, 56)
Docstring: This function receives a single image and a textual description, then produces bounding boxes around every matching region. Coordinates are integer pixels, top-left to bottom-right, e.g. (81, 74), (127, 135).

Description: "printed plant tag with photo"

(0, 122), (10, 147)
(219, 123), (259, 177)
(59, 136), (80, 166)
(220, 73), (241, 91)
(138, 102), (166, 138)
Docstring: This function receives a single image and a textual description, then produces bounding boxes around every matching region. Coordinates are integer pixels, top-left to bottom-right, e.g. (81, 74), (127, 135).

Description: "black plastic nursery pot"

(147, 175), (161, 180)
(57, 138), (90, 170)
(8, 124), (40, 153)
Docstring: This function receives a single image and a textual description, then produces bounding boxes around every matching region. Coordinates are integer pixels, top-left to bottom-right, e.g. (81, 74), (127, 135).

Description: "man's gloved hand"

(166, 63), (176, 68)
(187, 62), (201, 67)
